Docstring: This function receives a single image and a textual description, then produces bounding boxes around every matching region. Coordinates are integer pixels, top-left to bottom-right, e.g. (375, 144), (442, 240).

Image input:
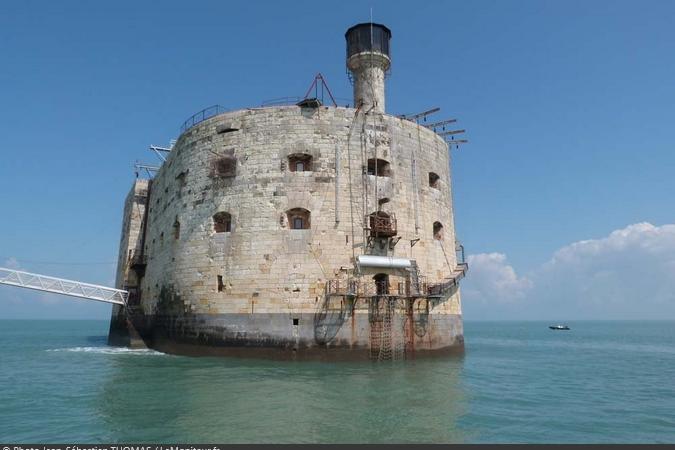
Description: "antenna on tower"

(301, 73), (338, 107)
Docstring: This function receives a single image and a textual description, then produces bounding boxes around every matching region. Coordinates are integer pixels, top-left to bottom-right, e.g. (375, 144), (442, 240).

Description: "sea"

(1, 320), (674, 443)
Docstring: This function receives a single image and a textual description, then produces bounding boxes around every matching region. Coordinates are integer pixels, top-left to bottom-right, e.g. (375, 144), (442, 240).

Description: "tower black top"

(345, 23), (391, 60)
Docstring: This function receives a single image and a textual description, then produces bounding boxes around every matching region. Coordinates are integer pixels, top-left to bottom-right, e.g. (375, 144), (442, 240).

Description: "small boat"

(549, 325), (570, 330)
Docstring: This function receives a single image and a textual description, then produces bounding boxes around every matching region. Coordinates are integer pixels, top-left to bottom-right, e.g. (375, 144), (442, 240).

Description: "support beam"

(149, 145), (172, 162)
(424, 119), (457, 129)
(438, 129), (466, 136)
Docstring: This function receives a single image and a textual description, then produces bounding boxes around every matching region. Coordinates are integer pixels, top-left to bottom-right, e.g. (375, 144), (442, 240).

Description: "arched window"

(433, 221), (444, 240)
(287, 208), (310, 229)
(367, 158), (391, 177)
(429, 172), (440, 188)
(213, 212), (232, 233)
(288, 154), (312, 172)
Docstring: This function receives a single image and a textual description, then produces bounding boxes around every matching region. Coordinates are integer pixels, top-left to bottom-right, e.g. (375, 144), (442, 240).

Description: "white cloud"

(462, 222), (675, 320)
(463, 253), (532, 304)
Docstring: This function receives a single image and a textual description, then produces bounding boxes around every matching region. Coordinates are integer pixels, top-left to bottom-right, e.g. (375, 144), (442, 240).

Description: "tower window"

(433, 221), (444, 241)
(213, 212), (232, 233)
(217, 275), (224, 292)
(288, 154), (312, 172)
(217, 125), (239, 134)
(173, 219), (180, 240)
(429, 172), (440, 188)
(374, 274), (390, 296)
(214, 156), (237, 177)
(367, 158), (391, 177)
(287, 208), (311, 229)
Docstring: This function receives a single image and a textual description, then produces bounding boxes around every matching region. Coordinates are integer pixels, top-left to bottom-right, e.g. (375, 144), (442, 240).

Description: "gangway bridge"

(0, 267), (128, 306)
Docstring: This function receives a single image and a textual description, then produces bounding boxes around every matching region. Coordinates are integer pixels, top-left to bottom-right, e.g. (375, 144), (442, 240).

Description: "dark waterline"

(1, 319), (674, 443)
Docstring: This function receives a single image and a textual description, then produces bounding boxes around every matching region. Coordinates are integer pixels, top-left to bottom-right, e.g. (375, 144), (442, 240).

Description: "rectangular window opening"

(217, 127), (239, 134)
(292, 318), (299, 326)
(217, 275), (224, 292)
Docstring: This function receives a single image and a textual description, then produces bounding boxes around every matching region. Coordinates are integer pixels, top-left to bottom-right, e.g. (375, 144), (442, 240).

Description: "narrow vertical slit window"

(173, 219), (180, 240)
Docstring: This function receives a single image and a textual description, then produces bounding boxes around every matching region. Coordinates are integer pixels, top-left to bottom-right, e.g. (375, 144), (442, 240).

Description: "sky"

(0, 0), (673, 320)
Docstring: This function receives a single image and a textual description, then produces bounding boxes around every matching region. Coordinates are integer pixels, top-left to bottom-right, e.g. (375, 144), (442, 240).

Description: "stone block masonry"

(109, 105), (465, 359)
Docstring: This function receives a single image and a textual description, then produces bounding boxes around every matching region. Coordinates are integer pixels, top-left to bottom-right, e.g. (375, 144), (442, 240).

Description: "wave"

(47, 346), (166, 356)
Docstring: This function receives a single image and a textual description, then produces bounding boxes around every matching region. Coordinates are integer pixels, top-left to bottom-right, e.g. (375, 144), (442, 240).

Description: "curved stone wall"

(114, 105), (463, 358)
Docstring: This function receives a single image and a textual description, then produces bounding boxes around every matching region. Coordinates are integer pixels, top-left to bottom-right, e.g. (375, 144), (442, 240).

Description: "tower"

(345, 23), (391, 113)
(108, 22), (467, 360)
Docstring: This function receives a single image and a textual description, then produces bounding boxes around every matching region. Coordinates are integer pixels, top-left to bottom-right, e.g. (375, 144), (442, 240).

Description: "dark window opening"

(217, 125), (239, 134)
(287, 208), (311, 229)
(217, 275), (224, 292)
(433, 221), (444, 241)
(292, 318), (299, 326)
(288, 154), (312, 172)
(374, 273), (390, 296)
(429, 172), (440, 188)
(173, 219), (180, 240)
(176, 171), (188, 187)
(214, 156), (237, 177)
(214, 212), (232, 233)
(367, 158), (391, 177)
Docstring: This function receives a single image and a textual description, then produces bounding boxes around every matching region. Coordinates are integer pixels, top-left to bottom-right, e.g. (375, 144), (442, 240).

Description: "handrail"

(0, 267), (128, 305)
(180, 105), (230, 133)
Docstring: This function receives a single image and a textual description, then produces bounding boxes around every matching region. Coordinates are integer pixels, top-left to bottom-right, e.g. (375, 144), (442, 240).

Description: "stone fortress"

(108, 23), (468, 360)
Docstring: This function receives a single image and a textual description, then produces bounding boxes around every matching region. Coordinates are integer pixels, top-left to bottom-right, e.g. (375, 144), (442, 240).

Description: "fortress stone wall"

(109, 105), (465, 359)
(108, 23), (467, 360)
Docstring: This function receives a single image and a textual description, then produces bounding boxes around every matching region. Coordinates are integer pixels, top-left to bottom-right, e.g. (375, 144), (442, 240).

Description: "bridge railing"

(0, 267), (128, 305)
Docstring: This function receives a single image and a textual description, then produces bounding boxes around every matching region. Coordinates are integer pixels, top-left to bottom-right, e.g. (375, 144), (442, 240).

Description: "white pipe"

(357, 255), (412, 269)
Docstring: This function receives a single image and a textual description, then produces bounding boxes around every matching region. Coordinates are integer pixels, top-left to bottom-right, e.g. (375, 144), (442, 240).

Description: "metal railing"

(260, 97), (302, 107)
(325, 279), (358, 297)
(368, 212), (397, 237)
(456, 241), (466, 265)
(180, 105), (229, 133)
(427, 263), (468, 297)
(325, 277), (429, 299)
(0, 267), (128, 305)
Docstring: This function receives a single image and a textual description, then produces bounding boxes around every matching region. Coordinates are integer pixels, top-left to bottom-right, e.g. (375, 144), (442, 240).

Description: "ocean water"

(1, 320), (674, 443)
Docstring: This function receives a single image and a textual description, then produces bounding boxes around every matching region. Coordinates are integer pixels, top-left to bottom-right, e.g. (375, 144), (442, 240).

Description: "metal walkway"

(0, 267), (128, 305)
